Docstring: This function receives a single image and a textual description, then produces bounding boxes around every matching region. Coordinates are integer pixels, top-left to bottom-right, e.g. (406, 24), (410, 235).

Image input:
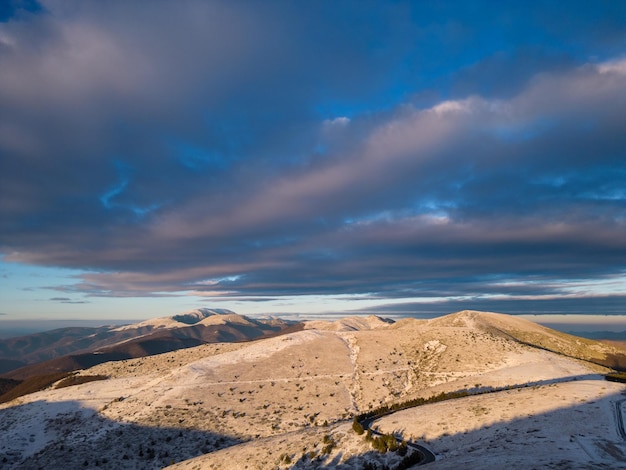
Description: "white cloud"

(430, 99), (474, 116)
(324, 116), (351, 127)
(597, 58), (626, 75)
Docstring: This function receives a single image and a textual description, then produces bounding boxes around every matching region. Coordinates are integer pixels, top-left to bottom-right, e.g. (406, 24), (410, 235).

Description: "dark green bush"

(352, 417), (365, 435)
(605, 372), (626, 383)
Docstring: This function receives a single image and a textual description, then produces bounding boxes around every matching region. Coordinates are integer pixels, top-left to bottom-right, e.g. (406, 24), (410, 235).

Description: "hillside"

(423, 310), (626, 370)
(0, 309), (299, 400)
(1, 310), (626, 469)
(0, 326), (117, 374)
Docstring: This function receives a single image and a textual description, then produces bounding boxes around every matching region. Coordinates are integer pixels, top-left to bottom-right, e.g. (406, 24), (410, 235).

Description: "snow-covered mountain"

(112, 308), (236, 331)
(0, 309), (298, 381)
(2, 310), (626, 469)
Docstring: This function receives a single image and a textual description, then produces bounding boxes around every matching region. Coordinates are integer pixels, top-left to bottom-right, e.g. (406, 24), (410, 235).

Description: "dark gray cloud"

(449, 48), (577, 99)
(357, 295), (626, 317)
(1, 2), (625, 315)
(48, 296), (89, 304)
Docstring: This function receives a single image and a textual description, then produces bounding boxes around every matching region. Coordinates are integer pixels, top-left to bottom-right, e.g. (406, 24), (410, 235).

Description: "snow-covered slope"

(1, 308), (297, 381)
(303, 314), (394, 331)
(2, 310), (626, 469)
(111, 308), (236, 331)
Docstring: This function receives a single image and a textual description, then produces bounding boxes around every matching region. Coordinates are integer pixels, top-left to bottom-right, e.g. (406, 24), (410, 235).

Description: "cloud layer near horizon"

(1, 1), (626, 314)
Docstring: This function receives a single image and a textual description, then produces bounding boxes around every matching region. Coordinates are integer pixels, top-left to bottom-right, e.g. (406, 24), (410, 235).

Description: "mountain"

(1, 310), (626, 469)
(427, 310), (626, 370)
(0, 326), (118, 374)
(0, 308), (300, 392)
(0, 309), (290, 373)
(303, 314), (394, 331)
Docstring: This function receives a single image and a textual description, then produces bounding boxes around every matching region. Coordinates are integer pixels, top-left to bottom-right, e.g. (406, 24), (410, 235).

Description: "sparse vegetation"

(3, 310), (626, 469)
(321, 434), (336, 454)
(352, 416), (365, 435)
(605, 372), (626, 383)
(395, 450), (422, 469)
(355, 389), (474, 424)
(366, 431), (399, 453)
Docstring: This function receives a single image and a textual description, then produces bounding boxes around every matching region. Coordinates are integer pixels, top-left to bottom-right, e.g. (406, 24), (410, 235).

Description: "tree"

(352, 417), (365, 435)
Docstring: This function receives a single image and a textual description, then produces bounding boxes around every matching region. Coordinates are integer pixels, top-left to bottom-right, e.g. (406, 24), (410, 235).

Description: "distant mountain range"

(3, 310), (626, 469)
(0, 308), (299, 380)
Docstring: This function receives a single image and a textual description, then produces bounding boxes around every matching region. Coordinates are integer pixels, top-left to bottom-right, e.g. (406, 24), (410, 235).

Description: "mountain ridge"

(2, 309), (626, 468)
(0, 309), (299, 385)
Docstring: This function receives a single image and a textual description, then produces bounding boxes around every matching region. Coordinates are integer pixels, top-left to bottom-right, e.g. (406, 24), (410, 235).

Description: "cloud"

(360, 295), (626, 317)
(48, 296), (89, 304)
(6, 59), (626, 302)
(0, 3), (625, 313)
(6, 60), (626, 278)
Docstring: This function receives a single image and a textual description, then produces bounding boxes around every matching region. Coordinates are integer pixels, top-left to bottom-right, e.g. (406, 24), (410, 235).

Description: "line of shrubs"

(355, 389), (473, 423)
(605, 372), (626, 383)
(352, 388), (493, 463)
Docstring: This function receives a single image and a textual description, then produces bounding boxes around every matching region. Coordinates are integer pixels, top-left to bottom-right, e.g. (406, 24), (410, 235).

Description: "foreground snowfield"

(377, 378), (624, 469)
(2, 310), (626, 469)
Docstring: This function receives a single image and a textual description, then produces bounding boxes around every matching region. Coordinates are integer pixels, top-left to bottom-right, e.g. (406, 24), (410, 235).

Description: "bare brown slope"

(9, 336), (204, 379)
(0, 325), (174, 373)
(600, 339), (626, 350)
(0, 358), (27, 375)
(0, 377), (21, 396)
(0, 373), (70, 404)
(0, 326), (114, 364)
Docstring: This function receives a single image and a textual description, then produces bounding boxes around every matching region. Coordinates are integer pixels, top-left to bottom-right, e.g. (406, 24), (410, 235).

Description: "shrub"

(369, 433), (397, 453)
(396, 450), (422, 469)
(352, 417), (365, 435)
(321, 434), (336, 454)
(605, 372), (626, 383)
(396, 441), (408, 456)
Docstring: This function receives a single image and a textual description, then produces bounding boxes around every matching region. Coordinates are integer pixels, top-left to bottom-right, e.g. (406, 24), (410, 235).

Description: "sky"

(1, 0), (626, 324)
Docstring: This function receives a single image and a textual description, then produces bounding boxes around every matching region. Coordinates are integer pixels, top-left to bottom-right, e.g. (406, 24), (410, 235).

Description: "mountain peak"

(171, 308), (235, 325)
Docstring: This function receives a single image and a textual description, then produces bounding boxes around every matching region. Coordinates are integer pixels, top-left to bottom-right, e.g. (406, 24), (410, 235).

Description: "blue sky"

(1, 1), (626, 323)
